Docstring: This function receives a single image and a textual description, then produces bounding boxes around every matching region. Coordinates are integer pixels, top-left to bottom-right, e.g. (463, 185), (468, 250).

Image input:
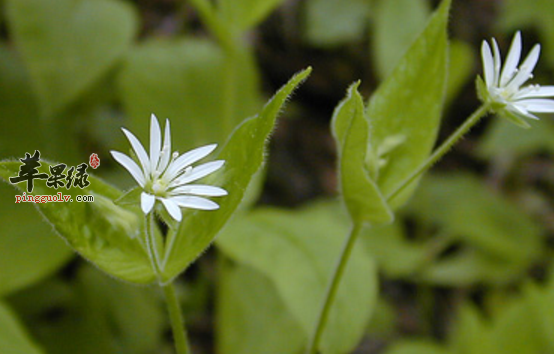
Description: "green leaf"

(118, 38), (260, 153)
(450, 295), (549, 354)
(372, 0), (430, 80)
(0, 160), (155, 284)
(384, 340), (450, 354)
(9, 264), (165, 354)
(446, 40), (474, 106)
(331, 82), (393, 224)
(217, 261), (305, 354)
(160, 68), (311, 282)
(0, 45), (41, 159)
(0, 301), (44, 354)
(218, 0), (286, 33)
(449, 304), (495, 354)
(304, 0), (371, 47)
(217, 201), (378, 354)
(366, 0), (450, 209)
(478, 118), (554, 158)
(409, 174), (542, 285)
(0, 184), (73, 296)
(361, 221), (430, 278)
(6, 0), (137, 117)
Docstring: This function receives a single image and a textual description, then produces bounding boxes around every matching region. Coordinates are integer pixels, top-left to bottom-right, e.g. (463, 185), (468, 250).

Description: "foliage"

(0, 0), (553, 353)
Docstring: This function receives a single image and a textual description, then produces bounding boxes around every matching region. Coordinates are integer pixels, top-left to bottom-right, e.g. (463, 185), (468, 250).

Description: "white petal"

(172, 196), (219, 210)
(514, 85), (554, 99)
(160, 198), (182, 221)
(507, 104), (539, 120)
(507, 44), (541, 90)
(150, 114), (162, 173)
(158, 119), (172, 173)
(517, 98), (554, 112)
(500, 31), (522, 86)
(141, 192), (156, 214)
(111, 151), (146, 187)
(481, 40), (494, 87)
(492, 38), (502, 86)
(171, 184), (228, 196)
(122, 128), (151, 175)
(163, 144), (218, 181)
(176, 160), (225, 185)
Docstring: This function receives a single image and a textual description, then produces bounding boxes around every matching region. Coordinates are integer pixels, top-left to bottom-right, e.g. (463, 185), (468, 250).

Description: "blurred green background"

(1, 0), (554, 353)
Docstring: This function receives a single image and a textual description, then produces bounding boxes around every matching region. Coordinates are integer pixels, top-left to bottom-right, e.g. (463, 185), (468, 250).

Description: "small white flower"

(479, 31), (554, 127)
(111, 114), (227, 222)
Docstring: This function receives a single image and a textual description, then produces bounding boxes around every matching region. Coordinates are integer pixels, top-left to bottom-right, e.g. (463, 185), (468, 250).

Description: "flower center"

(150, 179), (168, 197)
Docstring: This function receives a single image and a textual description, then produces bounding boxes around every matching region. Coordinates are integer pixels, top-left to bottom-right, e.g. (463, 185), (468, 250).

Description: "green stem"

(146, 212), (162, 278)
(163, 282), (191, 354)
(306, 222), (363, 354)
(187, 0), (234, 51)
(386, 104), (490, 203)
(306, 104), (490, 354)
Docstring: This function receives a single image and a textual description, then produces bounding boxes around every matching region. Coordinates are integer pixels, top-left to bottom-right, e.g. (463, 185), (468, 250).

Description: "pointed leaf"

(217, 262), (305, 354)
(6, 0), (137, 117)
(160, 68), (312, 282)
(0, 184), (73, 296)
(218, 0), (287, 33)
(332, 82), (393, 224)
(366, 0), (450, 208)
(217, 201), (378, 354)
(0, 160), (155, 284)
(0, 301), (44, 354)
(372, 0), (430, 80)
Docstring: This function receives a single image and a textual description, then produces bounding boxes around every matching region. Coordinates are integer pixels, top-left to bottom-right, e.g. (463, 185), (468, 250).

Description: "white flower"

(111, 114), (227, 222)
(479, 31), (554, 127)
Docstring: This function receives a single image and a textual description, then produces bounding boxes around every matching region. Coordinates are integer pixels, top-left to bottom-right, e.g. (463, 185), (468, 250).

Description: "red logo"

(89, 153), (100, 169)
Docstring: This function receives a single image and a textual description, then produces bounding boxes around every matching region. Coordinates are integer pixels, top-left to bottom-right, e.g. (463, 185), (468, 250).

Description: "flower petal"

(172, 196), (220, 210)
(170, 184), (228, 197)
(507, 104), (539, 121)
(507, 44), (541, 90)
(500, 31), (522, 86)
(514, 85), (554, 99)
(141, 192), (156, 214)
(163, 144), (218, 181)
(491, 38), (503, 86)
(176, 160), (225, 185)
(110, 151), (146, 187)
(517, 98), (554, 113)
(481, 40), (495, 87)
(122, 128), (151, 175)
(150, 114), (162, 173)
(160, 198), (182, 221)
(158, 119), (172, 173)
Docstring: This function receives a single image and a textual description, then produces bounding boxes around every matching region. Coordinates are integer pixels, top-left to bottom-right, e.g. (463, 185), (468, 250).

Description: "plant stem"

(306, 104), (490, 354)
(163, 282), (191, 354)
(187, 0), (234, 51)
(386, 104), (490, 203)
(146, 212), (162, 278)
(306, 222), (363, 354)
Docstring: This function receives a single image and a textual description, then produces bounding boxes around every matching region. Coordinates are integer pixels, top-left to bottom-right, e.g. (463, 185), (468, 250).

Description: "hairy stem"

(306, 222), (362, 354)
(163, 282), (191, 354)
(386, 104), (490, 203)
(145, 212), (162, 278)
(306, 104), (490, 353)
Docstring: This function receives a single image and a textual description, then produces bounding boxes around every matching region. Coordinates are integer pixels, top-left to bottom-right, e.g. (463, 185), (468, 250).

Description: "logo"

(9, 150), (99, 204)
